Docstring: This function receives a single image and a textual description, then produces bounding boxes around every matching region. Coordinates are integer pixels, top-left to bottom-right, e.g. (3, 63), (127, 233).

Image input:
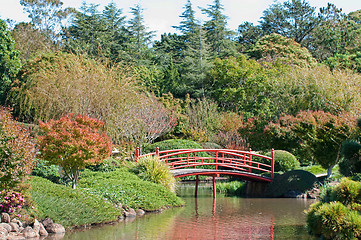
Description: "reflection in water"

(61, 183), (316, 240)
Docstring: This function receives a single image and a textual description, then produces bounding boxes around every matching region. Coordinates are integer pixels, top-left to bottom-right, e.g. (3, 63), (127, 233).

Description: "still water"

(62, 183), (317, 240)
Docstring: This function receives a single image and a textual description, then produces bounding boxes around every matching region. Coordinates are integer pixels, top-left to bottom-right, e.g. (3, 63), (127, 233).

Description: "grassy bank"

(29, 166), (184, 228)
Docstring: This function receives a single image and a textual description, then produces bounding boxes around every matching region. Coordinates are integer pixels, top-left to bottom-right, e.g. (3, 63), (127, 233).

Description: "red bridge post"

(136, 147), (140, 162)
(195, 175), (199, 198)
(249, 148), (252, 173)
(271, 149), (275, 179)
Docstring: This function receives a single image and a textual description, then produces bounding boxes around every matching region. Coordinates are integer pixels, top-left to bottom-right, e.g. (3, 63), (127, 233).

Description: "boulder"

(9, 222), (19, 232)
(39, 223), (48, 236)
(0, 226), (8, 235)
(0, 230), (6, 239)
(21, 226), (37, 238)
(41, 218), (53, 228)
(1, 213), (11, 223)
(0, 223), (11, 233)
(45, 223), (65, 234)
(11, 219), (23, 228)
(31, 219), (40, 237)
(124, 208), (137, 218)
(136, 209), (145, 217)
(6, 232), (25, 240)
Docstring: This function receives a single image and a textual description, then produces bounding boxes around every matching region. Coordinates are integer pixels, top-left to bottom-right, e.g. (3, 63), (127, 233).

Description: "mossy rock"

(266, 170), (317, 197)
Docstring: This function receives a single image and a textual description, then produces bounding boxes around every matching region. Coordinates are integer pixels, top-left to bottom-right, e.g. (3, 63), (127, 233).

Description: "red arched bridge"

(136, 148), (274, 182)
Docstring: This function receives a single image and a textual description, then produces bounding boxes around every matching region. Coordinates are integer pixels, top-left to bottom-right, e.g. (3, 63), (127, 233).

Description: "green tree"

(11, 22), (54, 61)
(260, 0), (319, 44)
(65, 3), (109, 58)
(248, 33), (316, 67)
(237, 22), (265, 52)
(207, 55), (275, 117)
(38, 114), (112, 189)
(309, 5), (361, 61)
(0, 19), (21, 104)
(127, 4), (155, 65)
(20, 0), (75, 41)
(201, 0), (237, 58)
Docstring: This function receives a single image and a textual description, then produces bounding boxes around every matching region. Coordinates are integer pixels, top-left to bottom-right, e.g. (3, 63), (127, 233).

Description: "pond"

(60, 182), (317, 240)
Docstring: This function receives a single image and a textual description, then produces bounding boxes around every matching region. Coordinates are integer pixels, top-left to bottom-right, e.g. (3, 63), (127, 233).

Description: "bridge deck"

(170, 169), (273, 182)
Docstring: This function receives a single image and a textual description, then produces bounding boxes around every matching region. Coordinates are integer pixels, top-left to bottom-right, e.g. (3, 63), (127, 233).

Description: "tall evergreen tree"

(101, 2), (128, 62)
(201, 0), (237, 58)
(174, 0), (197, 37)
(65, 3), (109, 58)
(127, 4), (155, 65)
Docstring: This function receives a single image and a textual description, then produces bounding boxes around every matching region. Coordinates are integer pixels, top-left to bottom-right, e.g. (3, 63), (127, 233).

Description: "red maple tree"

(38, 114), (112, 189)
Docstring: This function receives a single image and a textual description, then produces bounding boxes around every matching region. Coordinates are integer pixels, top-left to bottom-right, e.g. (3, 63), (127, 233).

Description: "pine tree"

(66, 3), (109, 58)
(201, 0), (237, 58)
(127, 4), (155, 65)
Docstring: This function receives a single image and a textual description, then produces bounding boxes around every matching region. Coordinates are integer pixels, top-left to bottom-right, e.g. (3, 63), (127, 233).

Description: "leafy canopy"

(38, 114), (112, 189)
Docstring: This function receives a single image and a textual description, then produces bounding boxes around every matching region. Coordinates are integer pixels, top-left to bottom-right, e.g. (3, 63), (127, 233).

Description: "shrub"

(307, 178), (361, 239)
(37, 114), (112, 189)
(0, 190), (24, 214)
(307, 201), (361, 239)
(0, 107), (36, 190)
(31, 159), (60, 184)
(130, 155), (176, 192)
(143, 139), (207, 156)
(331, 178), (361, 206)
(267, 150), (300, 172)
(340, 140), (361, 177)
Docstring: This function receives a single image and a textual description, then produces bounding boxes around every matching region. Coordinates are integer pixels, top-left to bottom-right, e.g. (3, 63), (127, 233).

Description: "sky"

(0, 0), (360, 40)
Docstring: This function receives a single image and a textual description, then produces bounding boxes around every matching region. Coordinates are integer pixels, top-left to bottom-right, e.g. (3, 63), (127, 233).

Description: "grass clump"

(130, 155), (176, 192)
(306, 178), (361, 239)
(78, 167), (184, 211)
(216, 181), (245, 196)
(30, 176), (122, 228)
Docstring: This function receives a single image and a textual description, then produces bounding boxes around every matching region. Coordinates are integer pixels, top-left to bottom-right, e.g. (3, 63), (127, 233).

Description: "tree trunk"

(327, 164), (334, 178)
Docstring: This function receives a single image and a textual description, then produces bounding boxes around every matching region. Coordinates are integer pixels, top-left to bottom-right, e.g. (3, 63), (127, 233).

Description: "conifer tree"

(201, 0), (237, 58)
(127, 4), (155, 65)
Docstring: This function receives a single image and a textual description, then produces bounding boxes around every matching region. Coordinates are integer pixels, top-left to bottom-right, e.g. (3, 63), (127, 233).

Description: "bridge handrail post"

(249, 148), (252, 173)
(156, 147), (159, 157)
(136, 147), (140, 162)
(271, 148), (275, 179)
(216, 151), (218, 170)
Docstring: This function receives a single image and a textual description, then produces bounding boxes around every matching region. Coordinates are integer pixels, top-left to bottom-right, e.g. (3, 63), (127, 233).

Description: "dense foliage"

(267, 150), (300, 172)
(0, 19), (21, 104)
(37, 114), (112, 189)
(0, 107), (35, 191)
(307, 178), (361, 239)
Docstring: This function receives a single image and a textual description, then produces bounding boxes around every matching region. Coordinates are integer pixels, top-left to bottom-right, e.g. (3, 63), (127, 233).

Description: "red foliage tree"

(264, 111), (356, 177)
(38, 114), (112, 189)
(0, 107), (36, 191)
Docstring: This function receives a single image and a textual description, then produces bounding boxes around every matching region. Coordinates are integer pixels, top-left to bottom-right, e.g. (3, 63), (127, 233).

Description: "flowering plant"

(0, 190), (24, 213)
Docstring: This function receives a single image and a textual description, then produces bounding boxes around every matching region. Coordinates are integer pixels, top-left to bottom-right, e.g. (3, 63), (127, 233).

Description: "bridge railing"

(136, 148), (274, 179)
